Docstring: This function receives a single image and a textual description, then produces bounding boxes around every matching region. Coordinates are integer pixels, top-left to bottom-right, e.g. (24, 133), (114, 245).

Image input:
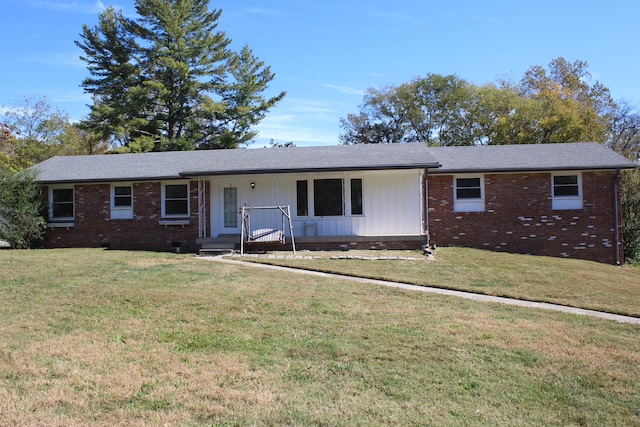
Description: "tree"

(608, 101), (640, 161)
(340, 75), (476, 146)
(76, 0), (285, 151)
(514, 58), (614, 144)
(0, 96), (108, 169)
(621, 168), (640, 262)
(199, 45), (287, 149)
(607, 101), (640, 262)
(340, 58), (614, 147)
(76, 7), (150, 146)
(0, 168), (46, 249)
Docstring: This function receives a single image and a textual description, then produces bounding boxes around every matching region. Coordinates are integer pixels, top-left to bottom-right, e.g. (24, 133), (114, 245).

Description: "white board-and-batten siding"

(207, 169), (424, 238)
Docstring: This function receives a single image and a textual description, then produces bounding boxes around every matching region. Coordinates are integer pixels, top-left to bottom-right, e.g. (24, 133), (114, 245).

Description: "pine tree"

(76, 0), (285, 151)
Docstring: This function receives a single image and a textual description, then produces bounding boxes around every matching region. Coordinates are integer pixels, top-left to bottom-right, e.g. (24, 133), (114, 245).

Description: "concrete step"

(200, 242), (236, 250)
(199, 248), (234, 256)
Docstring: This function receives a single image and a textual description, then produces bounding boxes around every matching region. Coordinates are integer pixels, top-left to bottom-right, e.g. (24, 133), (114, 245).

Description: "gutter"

(614, 169), (621, 265)
(424, 168), (430, 248)
(428, 165), (637, 175)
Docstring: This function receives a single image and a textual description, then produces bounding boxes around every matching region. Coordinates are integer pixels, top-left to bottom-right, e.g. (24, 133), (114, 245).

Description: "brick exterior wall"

(427, 171), (623, 264)
(41, 171), (624, 264)
(43, 181), (203, 253)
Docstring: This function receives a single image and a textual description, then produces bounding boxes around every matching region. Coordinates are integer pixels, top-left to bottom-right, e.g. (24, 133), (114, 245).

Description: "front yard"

(0, 248), (638, 426)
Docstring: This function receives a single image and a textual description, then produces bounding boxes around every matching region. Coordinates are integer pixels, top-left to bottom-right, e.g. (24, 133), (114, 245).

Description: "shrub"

(0, 168), (46, 248)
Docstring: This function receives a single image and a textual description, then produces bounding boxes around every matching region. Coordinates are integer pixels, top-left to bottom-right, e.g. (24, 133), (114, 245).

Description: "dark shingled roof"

(33, 143), (441, 184)
(429, 142), (636, 174)
(31, 142), (636, 184)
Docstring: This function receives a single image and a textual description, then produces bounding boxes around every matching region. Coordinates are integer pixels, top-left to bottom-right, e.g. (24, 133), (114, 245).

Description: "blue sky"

(1, 0), (639, 147)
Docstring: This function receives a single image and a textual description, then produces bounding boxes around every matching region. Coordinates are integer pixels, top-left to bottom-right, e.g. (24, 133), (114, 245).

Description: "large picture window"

(163, 183), (189, 217)
(295, 177), (363, 217)
(314, 178), (343, 216)
(50, 187), (74, 219)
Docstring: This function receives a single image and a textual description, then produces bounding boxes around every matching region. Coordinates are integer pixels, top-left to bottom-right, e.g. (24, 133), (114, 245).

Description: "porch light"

(251, 182), (255, 191)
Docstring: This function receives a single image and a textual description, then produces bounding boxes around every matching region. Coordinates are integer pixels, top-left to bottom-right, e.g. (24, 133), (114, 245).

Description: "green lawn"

(0, 248), (638, 426)
(242, 247), (640, 317)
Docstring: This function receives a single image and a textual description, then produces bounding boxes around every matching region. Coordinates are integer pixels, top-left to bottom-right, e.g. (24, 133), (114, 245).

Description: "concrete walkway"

(202, 255), (640, 325)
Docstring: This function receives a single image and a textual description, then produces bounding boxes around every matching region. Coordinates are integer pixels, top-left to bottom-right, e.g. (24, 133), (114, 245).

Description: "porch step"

(198, 235), (240, 256)
(199, 247), (234, 256)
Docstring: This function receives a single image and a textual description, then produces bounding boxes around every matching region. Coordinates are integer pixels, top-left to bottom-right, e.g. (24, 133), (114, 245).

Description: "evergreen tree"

(76, 0), (285, 151)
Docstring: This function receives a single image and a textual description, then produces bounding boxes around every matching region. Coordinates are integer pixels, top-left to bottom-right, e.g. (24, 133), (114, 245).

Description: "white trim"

(48, 185), (75, 221)
(295, 172), (364, 218)
(552, 172), (583, 210)
(453, 175), (484, 212)
(111, 183), (134, 220)
(161, 180), (191, 218)
(349, 177), (364, 216)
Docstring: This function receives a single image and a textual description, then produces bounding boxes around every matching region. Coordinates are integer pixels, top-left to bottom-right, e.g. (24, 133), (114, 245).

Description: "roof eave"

(180, 163), (442, 178)
(430, 165), (637, 175)
(37, 175), (185, 185)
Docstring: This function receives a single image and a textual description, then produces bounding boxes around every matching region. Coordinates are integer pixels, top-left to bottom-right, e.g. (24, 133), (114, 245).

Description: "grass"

(0, 248), (638, 426)
(240, 247), (640, 317)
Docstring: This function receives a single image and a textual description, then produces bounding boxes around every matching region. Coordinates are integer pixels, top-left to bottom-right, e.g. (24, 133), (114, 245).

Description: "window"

(296, 177), (362, 217)
(552, 173), (582, 210)
(111, 185), (133, 219)
(314, 178), (343, 216)
(223, 187), (237, 228)
(454, 176), (484, 212)
(296, 180), (308, 216)
(351, 178), (363, 215)
(163, 183), (189, 217)
(113, 186), (132, 207)
(50, 187), (74, 220)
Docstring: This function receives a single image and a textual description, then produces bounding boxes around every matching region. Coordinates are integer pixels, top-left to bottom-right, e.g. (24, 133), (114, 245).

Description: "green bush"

(621, 168), (640, 262)
(0, 168), (46, 248)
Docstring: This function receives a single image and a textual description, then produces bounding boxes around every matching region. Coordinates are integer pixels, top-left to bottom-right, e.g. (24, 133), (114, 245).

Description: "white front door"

(221, 185), (241, 233)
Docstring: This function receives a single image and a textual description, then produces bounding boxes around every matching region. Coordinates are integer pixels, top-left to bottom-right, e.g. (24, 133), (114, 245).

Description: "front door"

(221, 186), (241, 234)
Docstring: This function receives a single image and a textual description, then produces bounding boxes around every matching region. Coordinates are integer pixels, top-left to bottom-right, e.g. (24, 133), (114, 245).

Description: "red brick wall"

(43, 181), (202, 252)
(427, 171), (623, 264)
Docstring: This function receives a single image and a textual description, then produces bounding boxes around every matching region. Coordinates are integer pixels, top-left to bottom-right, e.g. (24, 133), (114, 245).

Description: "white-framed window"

(162, 182), (190, 217)
(49, 186), (75, 220)
(296, 180), (309, 216)
(350, 178), (363, 215)
(552, 173), (582, 210)
(111, 184), (133, 219)
(453, 175), (484, 212)
(295, 176), (363, 217)
(314, 178), (344, 216)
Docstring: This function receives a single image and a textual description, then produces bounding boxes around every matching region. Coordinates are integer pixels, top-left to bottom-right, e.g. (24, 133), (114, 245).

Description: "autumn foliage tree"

(340, 58), (616, 147)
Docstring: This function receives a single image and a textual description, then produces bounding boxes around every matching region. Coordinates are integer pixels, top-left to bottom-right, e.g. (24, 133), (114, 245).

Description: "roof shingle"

(31, 142), (636, 184)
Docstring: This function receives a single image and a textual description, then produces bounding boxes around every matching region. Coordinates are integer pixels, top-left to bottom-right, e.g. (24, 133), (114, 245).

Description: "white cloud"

(20, 52), (85, 68)
(253, 98), (346, 146)
(26, 0), (105, 13)
(321, 83), (365, 96)
(245, 8), (287, 16)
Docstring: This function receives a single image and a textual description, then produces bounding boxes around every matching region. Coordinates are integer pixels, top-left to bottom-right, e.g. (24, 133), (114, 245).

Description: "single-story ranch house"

(32, 142), (637, 264)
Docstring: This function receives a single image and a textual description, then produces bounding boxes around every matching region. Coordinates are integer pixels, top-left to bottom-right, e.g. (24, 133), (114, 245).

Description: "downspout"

(614, 169), (621, 265)
(423, 168), (430, 248)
